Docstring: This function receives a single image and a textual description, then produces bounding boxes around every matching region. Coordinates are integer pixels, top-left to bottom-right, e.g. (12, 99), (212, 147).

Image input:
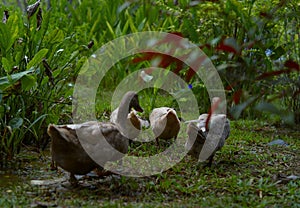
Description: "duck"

(185, 97), (230, 167)
(126, 110), (150, 129)
(149, 107), (180, 146)
(47, 91), (142, 186)
(110, 92), (145, 139)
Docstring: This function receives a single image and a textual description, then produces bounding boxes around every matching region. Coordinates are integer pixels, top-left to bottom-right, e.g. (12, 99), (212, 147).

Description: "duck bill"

(135, 105), (143, 113)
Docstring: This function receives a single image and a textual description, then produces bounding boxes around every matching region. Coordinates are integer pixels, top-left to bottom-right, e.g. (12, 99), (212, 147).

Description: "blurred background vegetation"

(0, 0), (299, 160)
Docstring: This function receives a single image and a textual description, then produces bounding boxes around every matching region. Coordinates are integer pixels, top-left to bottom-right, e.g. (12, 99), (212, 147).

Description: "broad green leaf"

(1, 57), (13, 73)
(0, 25), (7, 52)
(26, 49), (49, 70)
(230, 96), (258, 119)
(0, 13), (20, 54)
(41, 76), (49, 86)
(6, 14), (19, 53)
(21, 74), (37, 91)
(52, 68), (63, 78)
(255, 102), (280, 114)
(0, 70), (33, 90)
(45, 29), (64, 45)
(9, 117), (23, 129)
(15, 51), (23, 64)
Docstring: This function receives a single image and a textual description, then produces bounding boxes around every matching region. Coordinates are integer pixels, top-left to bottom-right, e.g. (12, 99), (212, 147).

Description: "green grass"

(0, 120), (299, 207)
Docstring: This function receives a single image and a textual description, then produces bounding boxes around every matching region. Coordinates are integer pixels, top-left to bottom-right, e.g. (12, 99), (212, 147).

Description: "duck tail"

(47, 124), (60, 138)
(47, 124), (73, 143)
(166, 109), (179, 121)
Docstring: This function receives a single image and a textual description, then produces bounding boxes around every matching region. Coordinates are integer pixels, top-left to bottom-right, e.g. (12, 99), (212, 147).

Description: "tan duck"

(185, 97), (230, 167)
(149, 107), (180, 145)
(47, 91), (143, 185)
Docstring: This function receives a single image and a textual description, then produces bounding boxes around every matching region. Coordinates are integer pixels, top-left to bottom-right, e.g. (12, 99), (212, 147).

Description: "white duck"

(185, 97), (230, 166)
(47, 91), (142, 186)
(149, 107), (180, 145)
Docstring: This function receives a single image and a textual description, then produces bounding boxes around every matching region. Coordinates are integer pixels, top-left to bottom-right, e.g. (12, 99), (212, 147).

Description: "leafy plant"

(1, 0), (299, 160)
(0, 1), (93, 159)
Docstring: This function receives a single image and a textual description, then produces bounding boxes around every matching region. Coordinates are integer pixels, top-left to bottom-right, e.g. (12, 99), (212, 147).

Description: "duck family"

(48, 92), (230, 185)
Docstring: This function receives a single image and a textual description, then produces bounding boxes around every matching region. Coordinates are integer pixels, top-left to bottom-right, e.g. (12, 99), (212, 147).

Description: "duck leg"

(50, 160), (57, 171)
(69, 173), (78, 187)
(155, 137), (160, 147)
(205, 154), (215, 168)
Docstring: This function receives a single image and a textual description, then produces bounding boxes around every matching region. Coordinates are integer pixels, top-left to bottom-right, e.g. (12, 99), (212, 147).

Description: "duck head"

(128, 92), (143, 113)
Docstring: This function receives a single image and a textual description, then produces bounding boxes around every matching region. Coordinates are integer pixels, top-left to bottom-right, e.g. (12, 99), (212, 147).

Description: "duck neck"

(116, 95), (132, 125)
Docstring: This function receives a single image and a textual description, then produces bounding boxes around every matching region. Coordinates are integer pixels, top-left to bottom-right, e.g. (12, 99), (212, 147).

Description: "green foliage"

(0, 0), (299, 160)
(186, 0), (299, 123)
(0, 1), (93, 158)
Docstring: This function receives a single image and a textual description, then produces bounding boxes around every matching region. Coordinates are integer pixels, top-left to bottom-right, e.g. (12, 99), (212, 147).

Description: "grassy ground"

(0, 120), (299, 207)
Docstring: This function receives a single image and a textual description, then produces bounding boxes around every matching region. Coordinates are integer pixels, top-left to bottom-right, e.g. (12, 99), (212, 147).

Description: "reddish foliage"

(199, 43), (212, 50)
(155, 32), (185, 53)
(284, 60), (300, 70)
(259, 12), (273, 19)
(225, 84), (234, 91)
(132, 32), (203, 82)
(233, 89), (243, 104)
(185, 55), (207, 82)
(185, 67), (196, 82)
(132, 51), (187, 79)
(216, 37), (241, 55)
(205, 97), (221, 130)
(216, 44), (238, 54)
(256, 60), (300, 80)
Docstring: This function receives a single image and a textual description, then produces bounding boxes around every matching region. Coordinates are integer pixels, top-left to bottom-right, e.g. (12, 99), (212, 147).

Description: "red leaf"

(225, 84), (234, 91)
(132, 52), (157, 63)
(199, 44), (212, 50)
(159, 55), (173, 68)
(216, 37), (241, 55)
(206, 97), (221, 129)
(216, 44), (237, 54)
(233, 89), (243, 104)
(185, 55), (207, 82)
(256, 62), (299, 80)
(259, 12), (272, 19)
(284, 60), (300, 70)
(155, 32), (185, 50)
(185, 67), (196, 82)
(173, 62), (184, 74)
